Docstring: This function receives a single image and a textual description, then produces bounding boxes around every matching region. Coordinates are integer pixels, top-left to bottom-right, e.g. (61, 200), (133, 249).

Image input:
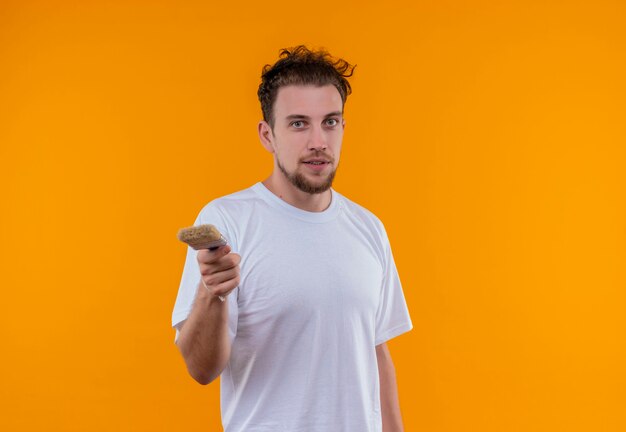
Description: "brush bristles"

(177, 224), (227, 250)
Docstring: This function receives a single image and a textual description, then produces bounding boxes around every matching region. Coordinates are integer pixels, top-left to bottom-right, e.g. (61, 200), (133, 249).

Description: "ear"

(258, 120), (275, 153)
(342, 118), (346, 129)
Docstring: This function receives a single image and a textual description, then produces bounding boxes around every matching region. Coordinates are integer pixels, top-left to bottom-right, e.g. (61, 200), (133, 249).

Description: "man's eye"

(326, 118), (338, 126)
(292, 121), (305, 128)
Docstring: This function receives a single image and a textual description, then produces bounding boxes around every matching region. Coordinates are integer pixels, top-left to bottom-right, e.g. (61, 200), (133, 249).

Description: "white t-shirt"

(172, 182), (412, 432)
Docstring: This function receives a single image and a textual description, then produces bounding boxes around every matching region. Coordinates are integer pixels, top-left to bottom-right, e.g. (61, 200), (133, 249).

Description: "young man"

(172, 45), (412, 432)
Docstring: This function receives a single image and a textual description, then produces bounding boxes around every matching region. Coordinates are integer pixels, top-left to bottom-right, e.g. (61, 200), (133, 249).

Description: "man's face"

(262, 84), (345, 194)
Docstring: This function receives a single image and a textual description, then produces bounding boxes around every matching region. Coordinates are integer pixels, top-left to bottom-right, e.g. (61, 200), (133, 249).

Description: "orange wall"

(1, 0), (625, 430)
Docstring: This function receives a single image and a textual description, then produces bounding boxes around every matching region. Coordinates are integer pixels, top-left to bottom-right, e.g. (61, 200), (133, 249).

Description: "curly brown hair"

(257, 45), (356, 130)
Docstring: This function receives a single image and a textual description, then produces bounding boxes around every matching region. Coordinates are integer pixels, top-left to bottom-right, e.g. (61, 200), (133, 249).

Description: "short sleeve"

(171, 202), (239, 345)
(374, 223), (413, 345)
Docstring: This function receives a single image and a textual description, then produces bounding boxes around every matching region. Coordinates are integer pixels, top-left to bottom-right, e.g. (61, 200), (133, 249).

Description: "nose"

(308, 125), (327, 151)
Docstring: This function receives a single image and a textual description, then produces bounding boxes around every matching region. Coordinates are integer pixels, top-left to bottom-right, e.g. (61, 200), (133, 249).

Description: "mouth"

(302, 157), (331, 165)
(302, 159), (331, 172)
(302, 161), (328, 165)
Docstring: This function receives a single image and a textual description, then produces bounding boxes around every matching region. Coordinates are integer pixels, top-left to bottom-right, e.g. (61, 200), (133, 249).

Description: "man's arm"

(175, 245), (240, 385)
(376, 342), (404, 432)
(176, 283), (231, 385)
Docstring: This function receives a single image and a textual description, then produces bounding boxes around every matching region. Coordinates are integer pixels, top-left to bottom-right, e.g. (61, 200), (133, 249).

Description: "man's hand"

(197, 245), (241, 299)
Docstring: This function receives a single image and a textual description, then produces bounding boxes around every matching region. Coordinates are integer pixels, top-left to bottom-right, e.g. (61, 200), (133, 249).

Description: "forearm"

(376, 343), (404, 432)
(176, 283), (231, 385)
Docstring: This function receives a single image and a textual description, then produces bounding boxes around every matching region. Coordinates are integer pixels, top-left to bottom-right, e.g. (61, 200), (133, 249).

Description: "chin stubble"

(277, 158), (337, 194)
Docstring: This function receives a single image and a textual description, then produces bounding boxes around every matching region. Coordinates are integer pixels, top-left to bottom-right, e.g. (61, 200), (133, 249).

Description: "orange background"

(1, 0), (625, 431)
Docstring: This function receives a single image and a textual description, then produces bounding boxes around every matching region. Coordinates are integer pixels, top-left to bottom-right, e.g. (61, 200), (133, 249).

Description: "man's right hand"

(196, 245), (241, 299)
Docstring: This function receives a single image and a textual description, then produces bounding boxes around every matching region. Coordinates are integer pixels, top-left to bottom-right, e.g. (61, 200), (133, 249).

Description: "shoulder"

(196, 184), (261, 222)
(335, 190), (387, 237)
(193, 184), (263, 251)
(335, 191), (399, 271)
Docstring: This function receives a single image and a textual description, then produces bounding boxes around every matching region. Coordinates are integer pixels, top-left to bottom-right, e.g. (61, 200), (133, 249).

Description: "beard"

(276, 156), (338, 194)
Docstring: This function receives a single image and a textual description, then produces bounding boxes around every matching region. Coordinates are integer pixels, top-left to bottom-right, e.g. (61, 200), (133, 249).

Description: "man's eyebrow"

(285, 111), (343, 121)
(285, 114), (310, 121)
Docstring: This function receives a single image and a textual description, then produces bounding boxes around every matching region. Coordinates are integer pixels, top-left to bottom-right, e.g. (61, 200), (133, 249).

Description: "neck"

(262, 174), (332, 212)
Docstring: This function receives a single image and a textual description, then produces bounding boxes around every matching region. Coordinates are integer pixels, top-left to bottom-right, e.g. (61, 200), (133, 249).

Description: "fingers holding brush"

(197, 246), (241, 298)
(178, 224), (239, 301)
